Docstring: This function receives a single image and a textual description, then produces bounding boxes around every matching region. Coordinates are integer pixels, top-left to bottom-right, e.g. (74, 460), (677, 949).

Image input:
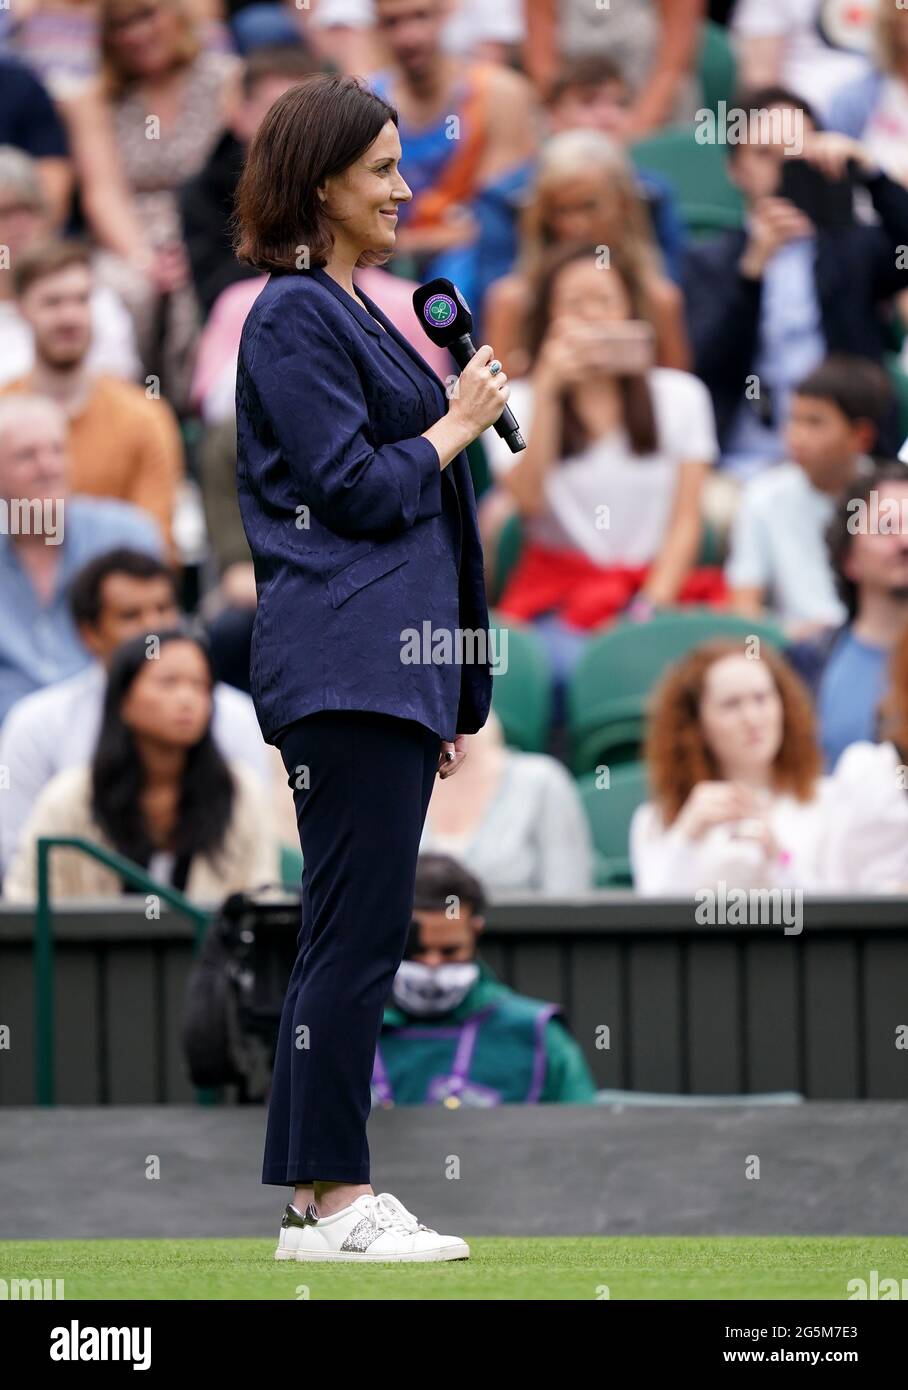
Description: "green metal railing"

(34, 836), (211, 1106)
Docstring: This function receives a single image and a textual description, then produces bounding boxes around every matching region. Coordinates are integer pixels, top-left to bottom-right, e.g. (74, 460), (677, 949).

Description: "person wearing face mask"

(372, 854), (597, 1106)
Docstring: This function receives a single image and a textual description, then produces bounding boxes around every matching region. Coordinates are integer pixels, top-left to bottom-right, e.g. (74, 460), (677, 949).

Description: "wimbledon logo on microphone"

(424, 293), (457, 328)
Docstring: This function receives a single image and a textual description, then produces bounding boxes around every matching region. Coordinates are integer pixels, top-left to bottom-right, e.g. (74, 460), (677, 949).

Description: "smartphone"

(778, 157), (854, 228)
(581, 320), (655, 376)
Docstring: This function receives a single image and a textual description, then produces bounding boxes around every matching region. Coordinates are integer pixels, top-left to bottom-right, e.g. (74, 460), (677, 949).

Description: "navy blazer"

(235, 265), (493, 744)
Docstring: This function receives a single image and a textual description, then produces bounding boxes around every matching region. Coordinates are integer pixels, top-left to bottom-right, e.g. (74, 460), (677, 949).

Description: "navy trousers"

(262, 708), (441, 1186)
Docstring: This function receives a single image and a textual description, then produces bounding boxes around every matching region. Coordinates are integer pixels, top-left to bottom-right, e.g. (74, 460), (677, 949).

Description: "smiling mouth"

(380, 210), (398, 218)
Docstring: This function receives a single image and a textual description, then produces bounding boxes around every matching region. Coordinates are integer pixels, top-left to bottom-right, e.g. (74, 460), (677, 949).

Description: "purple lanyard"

(373, 1007), (495, 1104)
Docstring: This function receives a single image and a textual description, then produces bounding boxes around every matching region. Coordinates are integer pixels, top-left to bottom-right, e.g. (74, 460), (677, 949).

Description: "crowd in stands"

(1, 0), (908, 913)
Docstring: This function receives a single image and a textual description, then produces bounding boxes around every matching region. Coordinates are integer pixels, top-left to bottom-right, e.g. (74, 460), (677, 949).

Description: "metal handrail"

(34, 836), (211, 1105)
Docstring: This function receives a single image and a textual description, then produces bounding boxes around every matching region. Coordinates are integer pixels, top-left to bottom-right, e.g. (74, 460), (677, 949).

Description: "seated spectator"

(0, 547), (269, 876)
(731, 0), (877, 123)
(372, 852), (597, 1104)
(179, 43), (320, 321)
(524, 0), (704, 137)
(787, 463), (908, 766)
(60, 0), (241, 405)
(684, 86), (908, 475)
(366, 0), (539, 314)
(828, 2), (908, 181)
(631, 640), (834, 895)
(824, 619), (908, 893)
(9, 0), (234, 100)
(484, 241), (719, 698)
(419, 711), (594, 895)
(1, 239), (184, 547)
(726, 355), (892, 632)
(0, 53), (73, 223)
(543, 54), (687, 282)
(0, 395), (162, 723)
(483, 130), (690, 381)
(0, 147), (141, 388)
(3, 628), (278, 902)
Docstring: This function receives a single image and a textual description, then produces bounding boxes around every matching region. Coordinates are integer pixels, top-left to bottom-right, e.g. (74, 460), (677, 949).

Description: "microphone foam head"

(412, 277), (474, 347)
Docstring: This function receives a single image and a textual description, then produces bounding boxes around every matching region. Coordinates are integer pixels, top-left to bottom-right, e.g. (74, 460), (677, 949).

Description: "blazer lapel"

(354, 278), (453, 400)
(307, 267), (467, 507)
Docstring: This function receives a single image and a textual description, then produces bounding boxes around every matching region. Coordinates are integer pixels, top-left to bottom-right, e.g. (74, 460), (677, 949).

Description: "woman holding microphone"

(232, 74), (509, 1263)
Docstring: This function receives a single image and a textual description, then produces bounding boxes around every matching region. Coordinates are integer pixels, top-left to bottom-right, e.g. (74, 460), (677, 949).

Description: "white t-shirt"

(731, 0), (877, 118)
(485, 369), (717, 567)
(724, 462), (849, 624)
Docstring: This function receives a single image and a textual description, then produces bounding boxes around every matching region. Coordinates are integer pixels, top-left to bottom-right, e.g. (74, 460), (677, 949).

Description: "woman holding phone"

(483, 240), (720, 697)
(232, 74), (509, 1262)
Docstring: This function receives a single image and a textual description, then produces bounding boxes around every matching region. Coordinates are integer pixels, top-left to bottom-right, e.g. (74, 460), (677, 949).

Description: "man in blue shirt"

(786, 465), (908, 767)
(0, 394), (163, 724)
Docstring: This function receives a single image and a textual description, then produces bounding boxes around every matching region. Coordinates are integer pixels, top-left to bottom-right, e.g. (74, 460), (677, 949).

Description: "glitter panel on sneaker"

(339, 1218), (383, 1252)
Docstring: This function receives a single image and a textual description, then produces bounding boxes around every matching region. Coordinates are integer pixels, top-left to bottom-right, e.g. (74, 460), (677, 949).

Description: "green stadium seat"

(567, 608), (785, 774)
(630, 125), (744, 238)
(698, 19), (737, 116)
(466, 434), (492, 500)
(578, 761), (649, 887)
(885, 352), (908, 440)
(280, 845), (303, 892)
(488, 611), (553, 752)
(491, 510), (524, 604)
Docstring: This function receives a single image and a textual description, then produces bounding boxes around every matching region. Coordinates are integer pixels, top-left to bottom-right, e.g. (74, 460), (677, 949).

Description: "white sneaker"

(274, 1191), (470, 1263)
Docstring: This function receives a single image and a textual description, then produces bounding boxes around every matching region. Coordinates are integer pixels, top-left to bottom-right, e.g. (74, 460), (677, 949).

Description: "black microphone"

(412, 276), (526, 453)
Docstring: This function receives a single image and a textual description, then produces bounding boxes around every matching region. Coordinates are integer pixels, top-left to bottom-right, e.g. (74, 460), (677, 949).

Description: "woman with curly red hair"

(631, 639), (832, 895)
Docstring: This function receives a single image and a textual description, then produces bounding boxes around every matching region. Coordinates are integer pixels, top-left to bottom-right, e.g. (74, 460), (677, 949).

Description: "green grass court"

(3, 1237), (906, 1300)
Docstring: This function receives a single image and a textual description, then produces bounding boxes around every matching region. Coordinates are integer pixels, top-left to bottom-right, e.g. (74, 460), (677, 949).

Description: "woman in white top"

(631, 640), (837, 895)
(4, 628), (278, 903)
(482, 239), (719, 697)
(823, 620), (908, 893)
(419, 710), (594, 896)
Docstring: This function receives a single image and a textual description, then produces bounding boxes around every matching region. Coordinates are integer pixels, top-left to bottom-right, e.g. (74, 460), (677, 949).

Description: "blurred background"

(1, 0), (907, 1120)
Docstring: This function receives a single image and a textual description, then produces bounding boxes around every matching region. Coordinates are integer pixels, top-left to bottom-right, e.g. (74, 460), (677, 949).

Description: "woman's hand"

(437, 734), (468, 778)
(447, 344), (510, 439)
(535, 318), (655, 392)
(150, 242), (190, 294)
(674, 781), (765, 841)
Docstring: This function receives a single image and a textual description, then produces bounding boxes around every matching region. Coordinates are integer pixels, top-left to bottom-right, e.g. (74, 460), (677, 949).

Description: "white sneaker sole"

(274, 1242), (470, 1263)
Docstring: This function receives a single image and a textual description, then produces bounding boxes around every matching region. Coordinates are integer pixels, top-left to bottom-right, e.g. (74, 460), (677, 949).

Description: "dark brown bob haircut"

(233, 73), (398, 274)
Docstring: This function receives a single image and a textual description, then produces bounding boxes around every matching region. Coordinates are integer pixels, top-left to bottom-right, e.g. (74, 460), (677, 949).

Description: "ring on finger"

(488, 359), (502, 376)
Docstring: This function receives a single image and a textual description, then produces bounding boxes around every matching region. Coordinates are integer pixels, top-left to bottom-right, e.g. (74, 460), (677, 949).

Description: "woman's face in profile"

(120, 640), (213, 749)
(698, 655), (784, 778)
(319, 119), (412, 259)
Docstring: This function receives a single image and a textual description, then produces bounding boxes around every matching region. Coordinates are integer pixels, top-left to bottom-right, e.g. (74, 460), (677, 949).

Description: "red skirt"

(497, 542), (728, 630)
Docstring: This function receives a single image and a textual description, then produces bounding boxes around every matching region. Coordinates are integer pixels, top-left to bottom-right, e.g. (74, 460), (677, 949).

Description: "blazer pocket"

(328, 547), (410, 609)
